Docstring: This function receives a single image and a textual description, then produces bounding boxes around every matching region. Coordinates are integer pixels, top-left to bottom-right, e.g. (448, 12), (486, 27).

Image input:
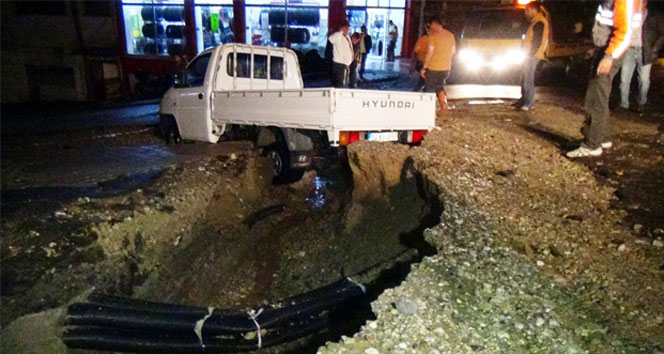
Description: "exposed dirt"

(1, 123), (440, 353)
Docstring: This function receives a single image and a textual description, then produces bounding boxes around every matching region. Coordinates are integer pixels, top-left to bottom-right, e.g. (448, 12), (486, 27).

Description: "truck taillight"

(339, 131), (360, 146)
(406, 130), (427, 143)
(413, 130), (427, 143)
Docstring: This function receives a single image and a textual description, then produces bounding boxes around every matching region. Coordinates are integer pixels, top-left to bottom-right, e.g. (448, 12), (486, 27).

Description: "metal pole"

(418, 0), (426, 37)
(284, 1), (289, 48)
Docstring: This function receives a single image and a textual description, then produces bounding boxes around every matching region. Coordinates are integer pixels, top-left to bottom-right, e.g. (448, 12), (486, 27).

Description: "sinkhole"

(63, 143), (443, 353)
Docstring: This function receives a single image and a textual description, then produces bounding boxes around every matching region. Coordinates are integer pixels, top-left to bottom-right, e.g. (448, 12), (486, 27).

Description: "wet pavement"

(0, 66), (408, 216)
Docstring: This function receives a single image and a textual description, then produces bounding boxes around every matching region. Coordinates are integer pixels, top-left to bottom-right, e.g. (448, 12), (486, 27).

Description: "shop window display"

(245, 1), (327, 57)
(122, 0), (187, 56)
(346, 0), (405, 59)
(194, 0), (234, 52)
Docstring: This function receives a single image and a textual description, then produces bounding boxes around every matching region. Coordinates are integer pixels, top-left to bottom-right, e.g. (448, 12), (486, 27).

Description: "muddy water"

(132, 148), (439, 352)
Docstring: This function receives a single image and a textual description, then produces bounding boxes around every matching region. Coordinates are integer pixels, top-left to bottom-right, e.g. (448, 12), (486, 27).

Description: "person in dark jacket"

(619, 9), (664, 112)
(359, 25), (372, 79)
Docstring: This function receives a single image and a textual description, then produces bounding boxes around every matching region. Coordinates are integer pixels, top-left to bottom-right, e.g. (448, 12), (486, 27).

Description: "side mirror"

(174, 69), (187, 88)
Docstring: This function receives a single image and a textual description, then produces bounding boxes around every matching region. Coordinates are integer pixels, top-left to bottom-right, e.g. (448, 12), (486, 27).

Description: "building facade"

(1, 0), (425, 102)
(1, 1), (121, 102)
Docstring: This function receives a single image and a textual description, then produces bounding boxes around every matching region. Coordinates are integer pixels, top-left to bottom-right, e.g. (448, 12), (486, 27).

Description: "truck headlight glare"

(458, 49), (477, 61)
(491, 57), (507, 71)
(459, 49), (483, 69)
(507, 49), (526, 64)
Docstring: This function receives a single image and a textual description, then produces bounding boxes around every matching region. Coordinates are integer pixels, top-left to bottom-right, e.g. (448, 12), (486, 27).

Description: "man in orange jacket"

(567, 0), (647, 158)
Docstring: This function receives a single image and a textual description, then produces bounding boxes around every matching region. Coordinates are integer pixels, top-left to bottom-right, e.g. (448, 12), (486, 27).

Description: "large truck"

(454, 0), (598, 82)
(159, 43), (436, 182)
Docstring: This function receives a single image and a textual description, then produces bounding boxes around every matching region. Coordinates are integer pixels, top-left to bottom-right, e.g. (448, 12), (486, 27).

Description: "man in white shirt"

(327, 21), (354, 88)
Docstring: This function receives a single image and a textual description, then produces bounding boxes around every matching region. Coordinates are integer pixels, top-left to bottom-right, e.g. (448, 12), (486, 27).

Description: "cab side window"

(185, 53), (211, 87)
(270, 56), (284, 80)
(227, 53), (251, 78)
(254, 55), (267, 79)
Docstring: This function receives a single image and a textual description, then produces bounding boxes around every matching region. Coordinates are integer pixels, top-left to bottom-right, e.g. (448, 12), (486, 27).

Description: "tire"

(265, 142), (304, 184)
(159, 115), (181, 144)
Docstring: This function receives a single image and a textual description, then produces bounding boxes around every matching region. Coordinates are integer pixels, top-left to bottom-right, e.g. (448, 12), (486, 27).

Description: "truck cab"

(456, 6), (529, 82)
(455, 2), (594, 83)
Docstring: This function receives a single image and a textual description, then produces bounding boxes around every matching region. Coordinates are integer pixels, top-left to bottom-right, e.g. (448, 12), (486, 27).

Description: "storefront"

(117, 0), (418, 95)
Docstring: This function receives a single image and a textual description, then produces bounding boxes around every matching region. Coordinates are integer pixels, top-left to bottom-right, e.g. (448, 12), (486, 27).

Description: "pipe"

(66, 279), (365, 335)
(63, 314), (330, 353)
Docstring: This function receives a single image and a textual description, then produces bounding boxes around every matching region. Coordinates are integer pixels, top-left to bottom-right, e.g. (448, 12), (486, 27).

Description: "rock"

(1, 308), (67, 354)
(364, 348), (379, 354)
(536, 317), (545, 327)
(633, 224), (643, 233)
(617, 244), (626, 252)
(653, 239), (663, 248)
(395, 299), (418, 316)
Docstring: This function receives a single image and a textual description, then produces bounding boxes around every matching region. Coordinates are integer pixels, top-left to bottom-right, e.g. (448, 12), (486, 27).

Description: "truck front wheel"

(159, 115), (182, 144)
(266, 143), (304, 184)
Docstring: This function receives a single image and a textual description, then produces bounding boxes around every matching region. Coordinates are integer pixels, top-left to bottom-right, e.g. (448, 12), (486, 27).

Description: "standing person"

(411, 24), (430, 91)
(359, 25), (372, 80)
(567, 0), (647, 158)
(328, 21), (355, 88)
(387, 20), (399, 61)
(349, 32), (363, 88)
(513, 1), (549, 111)
(420, 19), (456, 114)
(619, 8), (663, 113)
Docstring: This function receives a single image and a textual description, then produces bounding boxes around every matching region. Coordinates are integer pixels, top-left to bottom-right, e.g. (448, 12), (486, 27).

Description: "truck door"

(175, 52), (216, 142)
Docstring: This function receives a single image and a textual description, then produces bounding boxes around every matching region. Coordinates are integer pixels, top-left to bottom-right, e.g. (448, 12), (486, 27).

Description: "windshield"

(463, 9), (528, 40)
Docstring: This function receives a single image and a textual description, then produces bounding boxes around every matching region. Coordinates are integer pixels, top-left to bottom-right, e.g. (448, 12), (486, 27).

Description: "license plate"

(367, 132), (399, 142)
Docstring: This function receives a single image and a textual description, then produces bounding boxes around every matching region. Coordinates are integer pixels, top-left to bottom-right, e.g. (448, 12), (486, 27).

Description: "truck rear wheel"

(266, 143), (304, 184)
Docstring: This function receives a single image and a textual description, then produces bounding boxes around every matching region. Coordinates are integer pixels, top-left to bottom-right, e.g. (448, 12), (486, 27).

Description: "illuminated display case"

(122, 0), (187, 56)
(194, 0), (235, 52)
(245, 0), (328, 57)
(346, 0), (404, 58)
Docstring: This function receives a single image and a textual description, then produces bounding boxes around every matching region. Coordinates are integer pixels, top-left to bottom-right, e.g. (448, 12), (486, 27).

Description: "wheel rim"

(267, 150), (283, 176)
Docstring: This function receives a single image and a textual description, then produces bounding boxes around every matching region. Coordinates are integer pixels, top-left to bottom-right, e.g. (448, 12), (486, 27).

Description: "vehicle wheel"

(159, 115), (181, 144)
(265, 143), (304, 184)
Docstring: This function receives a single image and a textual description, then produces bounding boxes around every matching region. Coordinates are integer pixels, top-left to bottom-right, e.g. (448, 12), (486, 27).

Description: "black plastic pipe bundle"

(63, 278), (366, 353)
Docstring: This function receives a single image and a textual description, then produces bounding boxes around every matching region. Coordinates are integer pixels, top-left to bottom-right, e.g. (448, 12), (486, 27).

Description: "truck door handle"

(198, 93), (203, 100)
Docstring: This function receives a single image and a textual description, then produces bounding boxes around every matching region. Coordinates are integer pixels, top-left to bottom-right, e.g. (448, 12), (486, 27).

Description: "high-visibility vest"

(524, 12), (550, 60)
(592, 0), (646, 58)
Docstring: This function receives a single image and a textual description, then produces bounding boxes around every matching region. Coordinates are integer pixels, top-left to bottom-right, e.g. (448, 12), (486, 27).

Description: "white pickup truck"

(159, 43), (435, 182)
